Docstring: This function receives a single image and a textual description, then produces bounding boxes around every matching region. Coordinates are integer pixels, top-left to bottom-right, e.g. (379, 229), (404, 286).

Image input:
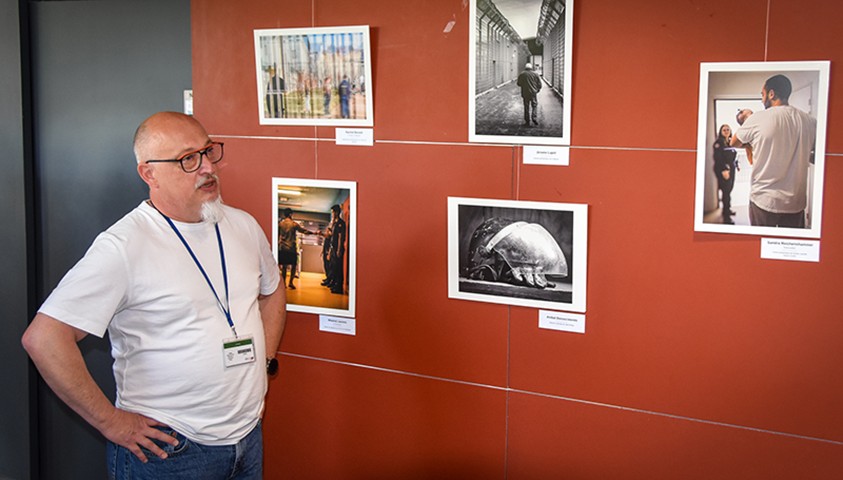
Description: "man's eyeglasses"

(145, 142), (225, 173)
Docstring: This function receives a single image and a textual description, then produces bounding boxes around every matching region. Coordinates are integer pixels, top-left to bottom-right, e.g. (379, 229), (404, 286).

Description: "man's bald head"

(133, 112), (208, 164)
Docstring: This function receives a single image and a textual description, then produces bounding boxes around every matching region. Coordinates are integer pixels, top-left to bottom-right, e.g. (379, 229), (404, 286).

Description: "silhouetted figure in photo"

(278, 208), (317, 290)
(320, 223), (333, 286)
(265, 66), (285, 118)
(325, 204), (347, 294)
(339, 75), (351, 119)
(323, 77), (332, 117)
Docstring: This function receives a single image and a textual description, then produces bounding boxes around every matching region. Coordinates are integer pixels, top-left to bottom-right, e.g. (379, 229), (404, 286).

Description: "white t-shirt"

(734, 105), (817, 213)
(39, 201), (280, 445)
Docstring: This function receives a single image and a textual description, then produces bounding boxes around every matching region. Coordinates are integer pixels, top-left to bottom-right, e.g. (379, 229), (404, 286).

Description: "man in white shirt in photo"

(731, 74), (817, 228)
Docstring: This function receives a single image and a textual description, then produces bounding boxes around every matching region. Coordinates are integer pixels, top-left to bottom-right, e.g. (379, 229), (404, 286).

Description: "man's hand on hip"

(100, 408), (179, 463)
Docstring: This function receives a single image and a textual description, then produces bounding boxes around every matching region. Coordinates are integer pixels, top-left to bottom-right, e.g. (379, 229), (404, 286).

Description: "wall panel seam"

(280, 351), (843, 447)
(210, 134), (705, 153)
(205, 135), (843, 157)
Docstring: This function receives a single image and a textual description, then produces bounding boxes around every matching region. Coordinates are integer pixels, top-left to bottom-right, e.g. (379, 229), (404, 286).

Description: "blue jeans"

(107, 422), (262, 480)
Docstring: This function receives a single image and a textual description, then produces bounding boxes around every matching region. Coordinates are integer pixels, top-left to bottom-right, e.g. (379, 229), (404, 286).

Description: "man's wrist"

(266, 357), (279, 376)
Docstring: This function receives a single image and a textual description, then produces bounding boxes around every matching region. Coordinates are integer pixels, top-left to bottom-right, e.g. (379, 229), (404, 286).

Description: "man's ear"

(767, 88), (779, 101)
(137, 163), (158, 188)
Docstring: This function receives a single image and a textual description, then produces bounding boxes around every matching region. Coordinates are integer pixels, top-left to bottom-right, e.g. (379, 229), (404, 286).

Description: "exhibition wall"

(193, 0), (842, 477)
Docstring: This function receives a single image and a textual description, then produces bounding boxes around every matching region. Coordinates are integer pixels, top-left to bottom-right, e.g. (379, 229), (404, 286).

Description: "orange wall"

(192, 0), (843, 477)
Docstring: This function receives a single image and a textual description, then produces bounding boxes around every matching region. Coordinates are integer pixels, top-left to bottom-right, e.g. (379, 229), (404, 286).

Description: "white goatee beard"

(200, 196), (225, 224)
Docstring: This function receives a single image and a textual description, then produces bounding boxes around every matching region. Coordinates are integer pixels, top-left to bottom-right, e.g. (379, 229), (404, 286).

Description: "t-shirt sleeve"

(38, 232), (130, 338)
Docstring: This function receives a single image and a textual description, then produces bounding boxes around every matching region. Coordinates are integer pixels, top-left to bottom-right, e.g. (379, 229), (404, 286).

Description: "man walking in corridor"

(517, 62), (542, 126)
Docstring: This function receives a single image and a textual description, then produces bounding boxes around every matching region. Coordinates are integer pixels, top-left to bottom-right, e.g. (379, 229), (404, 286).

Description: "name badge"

(222, 336), (256, 368)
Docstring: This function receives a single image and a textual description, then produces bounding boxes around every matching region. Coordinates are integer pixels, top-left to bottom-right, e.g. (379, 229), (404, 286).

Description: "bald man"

(22, 112), (285, 479)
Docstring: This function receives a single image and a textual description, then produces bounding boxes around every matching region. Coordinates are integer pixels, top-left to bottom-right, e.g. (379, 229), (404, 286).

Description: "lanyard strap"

(151, 203), (237, 337)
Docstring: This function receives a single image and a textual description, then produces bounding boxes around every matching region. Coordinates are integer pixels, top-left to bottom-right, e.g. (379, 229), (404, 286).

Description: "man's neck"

(147, 199), (202, 223)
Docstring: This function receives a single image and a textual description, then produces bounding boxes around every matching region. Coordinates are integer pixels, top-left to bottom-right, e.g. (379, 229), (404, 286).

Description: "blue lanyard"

(151, 203), (237, 337)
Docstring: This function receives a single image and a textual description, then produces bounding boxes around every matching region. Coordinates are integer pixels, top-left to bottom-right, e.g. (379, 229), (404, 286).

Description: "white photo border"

(272, 177), (357, 317)
(693, 61), (830, 239)
(468, 0), (573, 146)
(255, 26), (374, 127)
(448, 197), (588, 312)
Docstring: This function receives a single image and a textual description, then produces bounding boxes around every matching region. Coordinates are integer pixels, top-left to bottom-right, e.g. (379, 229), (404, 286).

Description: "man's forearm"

(23, 313), (179, 461)
(22, 314), (116, 432)
(259, 286), (286, 358)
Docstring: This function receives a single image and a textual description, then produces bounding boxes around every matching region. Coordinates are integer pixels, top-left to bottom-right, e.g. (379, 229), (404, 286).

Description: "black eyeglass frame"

(145, 141), (225, 173)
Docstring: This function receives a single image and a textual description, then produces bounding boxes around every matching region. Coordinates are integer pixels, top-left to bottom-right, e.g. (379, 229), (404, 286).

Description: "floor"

(284, 270), (348, 311)
(474, 77), (564, 137)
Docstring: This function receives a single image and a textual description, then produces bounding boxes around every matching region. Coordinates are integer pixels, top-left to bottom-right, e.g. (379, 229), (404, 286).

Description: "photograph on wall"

(448, 197), (587, 312)
(255, 26), (373, 127)
(694, 61), (830, 239)
(272, 178), (357, 317)
(469, 0), (573, 146)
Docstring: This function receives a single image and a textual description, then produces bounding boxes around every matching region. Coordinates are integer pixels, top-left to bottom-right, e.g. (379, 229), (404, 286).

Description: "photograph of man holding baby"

(694, 61), (830, 239)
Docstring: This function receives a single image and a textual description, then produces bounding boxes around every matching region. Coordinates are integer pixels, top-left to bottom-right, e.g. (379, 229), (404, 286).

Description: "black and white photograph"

(694, 61), (830, 239)
(272, 178), (357, 317)
(448, 197), (587, 312)
(255, 26), (373, 126)
(469, 0), (573, 145)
